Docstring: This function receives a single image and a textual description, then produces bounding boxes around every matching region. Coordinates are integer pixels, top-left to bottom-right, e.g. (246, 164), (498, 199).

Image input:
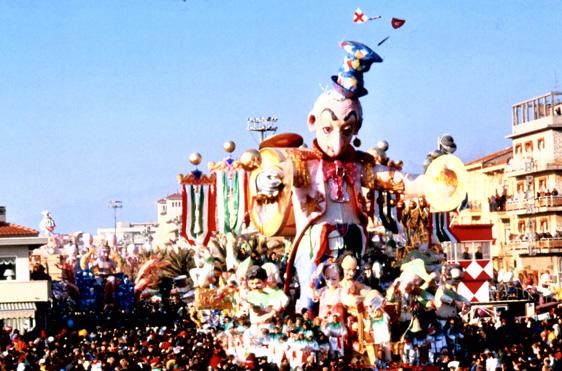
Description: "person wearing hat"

(242, 265), (282, 360)
(363, 291), (391, 364)
(321, 312), (348, 358)
(434, 264), (471, 323)
(252, 40), (417, 313)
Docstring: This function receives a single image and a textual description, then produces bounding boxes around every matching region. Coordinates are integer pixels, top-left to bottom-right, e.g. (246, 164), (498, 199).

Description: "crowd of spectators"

(3, 239), (562, 370)
(3, 299), (562, 370)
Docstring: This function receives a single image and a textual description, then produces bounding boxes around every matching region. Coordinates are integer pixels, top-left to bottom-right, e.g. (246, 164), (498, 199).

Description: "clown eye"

(342, 126), (353, 137)
(323, 127), (333, 134)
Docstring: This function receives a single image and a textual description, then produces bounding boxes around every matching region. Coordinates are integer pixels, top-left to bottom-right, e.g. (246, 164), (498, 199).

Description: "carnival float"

(30, 39), (511, 369)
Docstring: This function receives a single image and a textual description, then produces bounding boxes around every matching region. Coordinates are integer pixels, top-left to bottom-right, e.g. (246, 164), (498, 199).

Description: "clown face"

(324, 266), (341, 288)
(341, 255), (358, 281)
(248, 277), (265, 291)
(308, 92), (362, 158)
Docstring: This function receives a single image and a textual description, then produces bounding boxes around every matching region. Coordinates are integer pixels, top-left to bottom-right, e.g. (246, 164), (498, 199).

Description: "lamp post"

(107, 200), (123, 241)
(247, 116), (278, 142)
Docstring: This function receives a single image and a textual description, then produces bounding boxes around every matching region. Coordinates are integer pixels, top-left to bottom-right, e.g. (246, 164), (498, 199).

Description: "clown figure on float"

(247, 41), (420, 313)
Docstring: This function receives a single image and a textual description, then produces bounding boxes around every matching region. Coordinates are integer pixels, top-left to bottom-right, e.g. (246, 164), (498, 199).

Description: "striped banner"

(181, 183), (216, 246)
(216, 170), (248, 234)
(373, 190), (399, 234)
(431, 212), (457, 244)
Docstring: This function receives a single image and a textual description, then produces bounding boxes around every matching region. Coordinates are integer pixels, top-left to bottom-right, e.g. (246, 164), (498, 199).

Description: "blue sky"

(2, 1), (561, 234)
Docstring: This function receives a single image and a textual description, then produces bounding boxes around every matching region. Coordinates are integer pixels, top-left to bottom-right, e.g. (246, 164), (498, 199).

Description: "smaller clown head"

(323, 263), (343, 288)
(246, 265), (267, 291)
(99, 245), (111, 260)
(341, 254), (359, 281)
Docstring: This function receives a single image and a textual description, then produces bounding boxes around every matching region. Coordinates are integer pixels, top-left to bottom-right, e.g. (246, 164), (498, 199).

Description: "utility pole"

(107, 200), (123, 241)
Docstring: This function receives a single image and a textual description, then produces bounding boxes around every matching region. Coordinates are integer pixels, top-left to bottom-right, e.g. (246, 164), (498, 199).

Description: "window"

(538, 178), (547, 193)
(524, 141), (533, 153)
(540, 218), (549, 233)
(0, 257), (16, 280)
(518, 221), (526, 234)
(538, 138), (545, 150)
(516, 181), (525, 195)
(515, 144), (522, 155)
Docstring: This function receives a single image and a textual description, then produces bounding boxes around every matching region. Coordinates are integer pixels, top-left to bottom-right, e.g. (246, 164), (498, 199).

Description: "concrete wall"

(0, 280), (50, 302)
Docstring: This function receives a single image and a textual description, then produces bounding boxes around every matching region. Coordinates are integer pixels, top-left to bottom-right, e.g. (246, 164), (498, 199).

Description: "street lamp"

(107, 200), (123, 240)
(247, 116), (278, 142)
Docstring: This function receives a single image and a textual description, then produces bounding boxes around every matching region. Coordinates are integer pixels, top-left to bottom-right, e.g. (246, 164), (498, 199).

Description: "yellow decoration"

(240, 149), (261, 171)
(424, 154), (467, 212)
(223, 141), (236, 153)
(189, 152), (202, 166)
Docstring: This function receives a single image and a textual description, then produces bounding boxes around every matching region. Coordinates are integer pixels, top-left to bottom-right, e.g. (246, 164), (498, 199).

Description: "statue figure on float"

(247, 41), (419, 312)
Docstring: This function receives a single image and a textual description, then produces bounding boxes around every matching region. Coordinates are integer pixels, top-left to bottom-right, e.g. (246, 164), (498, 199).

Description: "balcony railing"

(512, 92), (562, 126)
(506, 238), (562, 255)
(506, 195), (562, 212)
(506, 159), (562, 176)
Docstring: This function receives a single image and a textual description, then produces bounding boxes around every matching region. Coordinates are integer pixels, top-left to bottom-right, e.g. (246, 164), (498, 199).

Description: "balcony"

(506, 238), (562, 255)
(509, 92), (562, 139)
(506, 159), (562, 177)
(506, 195), (562, 214)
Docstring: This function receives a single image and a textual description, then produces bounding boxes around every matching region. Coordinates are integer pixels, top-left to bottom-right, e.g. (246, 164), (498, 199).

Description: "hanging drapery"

(179, 170), (216, 246)
(431, 212), (457, 243)
(210, 158), (248, 235)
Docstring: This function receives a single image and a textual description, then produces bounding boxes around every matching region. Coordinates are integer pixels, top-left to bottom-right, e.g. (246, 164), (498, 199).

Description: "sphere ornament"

(224, 141), (236, 153)
(240, 149), (262, 171)
(376, 140), (389, 152)
(189, 152), (202, 166)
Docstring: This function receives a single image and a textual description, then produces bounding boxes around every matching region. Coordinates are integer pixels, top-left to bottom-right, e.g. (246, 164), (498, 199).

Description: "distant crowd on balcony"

(505, 188), (559, 209)
(489, 189), (508, 212)
(509, 230), (562, 241)
(537, 188), (559, 198)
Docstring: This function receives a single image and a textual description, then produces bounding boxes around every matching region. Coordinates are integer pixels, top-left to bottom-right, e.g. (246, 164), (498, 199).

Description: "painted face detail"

(324, 267), (340, 288)
(315, 109), (358, 158)
(248, 278), (264, 290)
(308, 92), (362, 158)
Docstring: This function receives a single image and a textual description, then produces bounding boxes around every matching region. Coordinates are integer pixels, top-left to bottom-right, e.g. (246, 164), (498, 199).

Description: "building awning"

(450, 224), (494, 242)
(0, 302), (36, 320)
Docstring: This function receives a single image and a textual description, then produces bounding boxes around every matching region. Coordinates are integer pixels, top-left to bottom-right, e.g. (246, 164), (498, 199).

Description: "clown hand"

(256, 170), (283, 199)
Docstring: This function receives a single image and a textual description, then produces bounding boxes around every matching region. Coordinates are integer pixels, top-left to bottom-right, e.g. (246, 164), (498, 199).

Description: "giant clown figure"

(249, 41), (411, 312)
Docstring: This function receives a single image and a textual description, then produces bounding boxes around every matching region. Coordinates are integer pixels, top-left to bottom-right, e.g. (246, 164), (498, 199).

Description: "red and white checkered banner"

(458, 259), (493, 281)
(457, 280), (490, 303)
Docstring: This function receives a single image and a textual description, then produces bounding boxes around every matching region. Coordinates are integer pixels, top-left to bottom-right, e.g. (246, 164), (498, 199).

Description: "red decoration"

(391, 18), (406, 29)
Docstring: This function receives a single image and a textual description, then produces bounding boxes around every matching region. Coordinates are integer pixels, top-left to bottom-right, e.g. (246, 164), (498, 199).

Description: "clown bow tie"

(322, 160), (357, 202)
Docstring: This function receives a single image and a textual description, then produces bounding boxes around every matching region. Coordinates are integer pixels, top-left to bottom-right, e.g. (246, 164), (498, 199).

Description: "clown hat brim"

(331, 75), (369, 98)
(259, 132), (304, 149)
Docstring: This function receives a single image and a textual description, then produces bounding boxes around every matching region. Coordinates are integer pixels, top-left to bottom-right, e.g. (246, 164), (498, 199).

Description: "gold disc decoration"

(424, 154), (467, 212)
(248, 148), (296, 237)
